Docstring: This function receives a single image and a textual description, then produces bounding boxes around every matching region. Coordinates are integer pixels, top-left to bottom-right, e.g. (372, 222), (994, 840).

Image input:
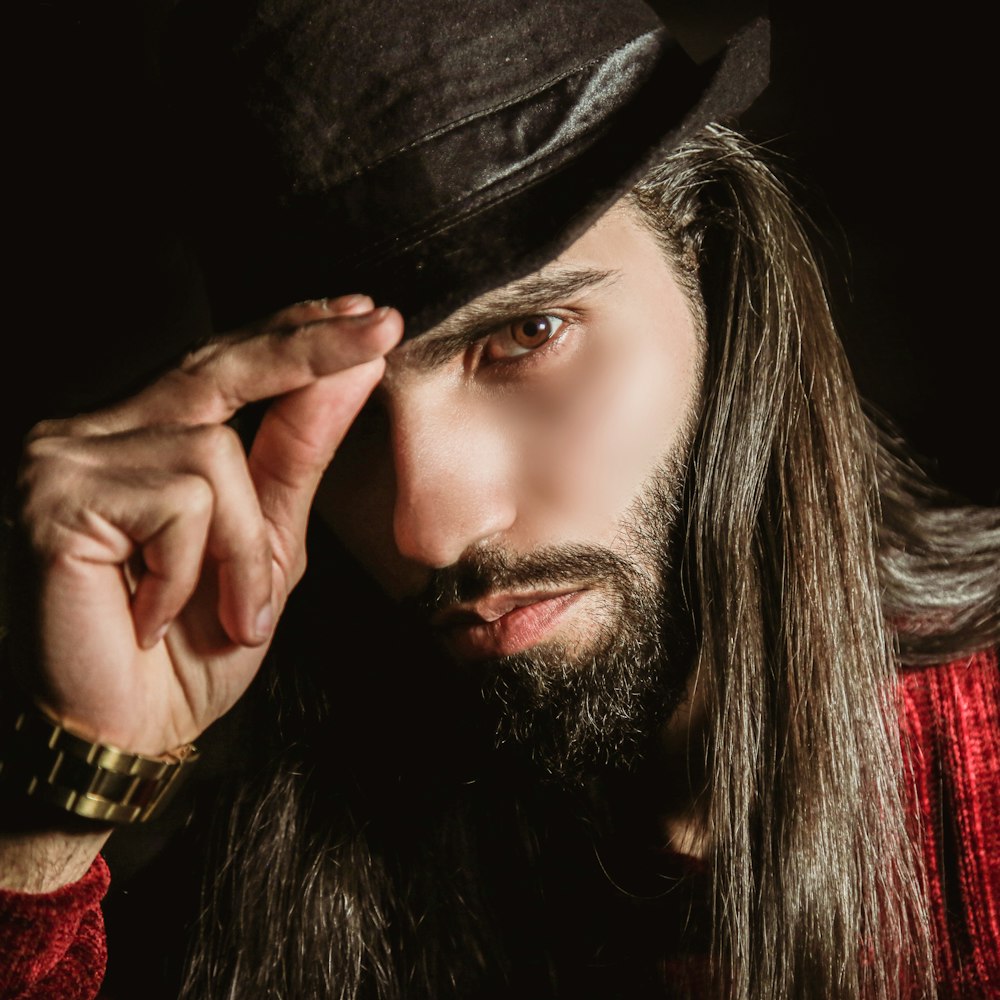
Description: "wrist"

(0, 817), (111, 893)
(0, 687), (200, 826)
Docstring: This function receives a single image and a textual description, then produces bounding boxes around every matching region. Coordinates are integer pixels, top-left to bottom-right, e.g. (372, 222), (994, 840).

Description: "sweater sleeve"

(900, 648), (1000, 1000)
(0, 855), (109, 1000)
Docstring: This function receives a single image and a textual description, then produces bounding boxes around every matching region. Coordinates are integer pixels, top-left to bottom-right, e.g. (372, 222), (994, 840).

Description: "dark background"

(7, 1), (997, 502)
(5, 4), (995, 995)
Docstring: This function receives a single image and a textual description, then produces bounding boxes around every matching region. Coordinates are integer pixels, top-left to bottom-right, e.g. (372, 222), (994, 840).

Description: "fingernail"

(328, 294), (373, 314)
(254, 603), (275, 641)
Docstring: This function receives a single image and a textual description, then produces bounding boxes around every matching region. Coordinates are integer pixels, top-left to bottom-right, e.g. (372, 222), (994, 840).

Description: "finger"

(67, 301), (402, 436)
(257, 294), (375, 329)
(23, 462), (214, 649)
(249, 358), (386, 581)
(129, 476), (214, 648)
(22, 296), (377, 445)
(136, 424), (274, 647)
(24, 425), (276, 648)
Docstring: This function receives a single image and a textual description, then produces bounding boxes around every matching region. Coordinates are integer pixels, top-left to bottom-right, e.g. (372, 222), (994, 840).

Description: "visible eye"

(483, 314), (566, 362)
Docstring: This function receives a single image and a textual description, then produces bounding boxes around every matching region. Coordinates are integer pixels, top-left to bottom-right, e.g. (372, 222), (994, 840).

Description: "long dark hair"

(633, 125), (999, 1000)
(181, 126), (1000, 999)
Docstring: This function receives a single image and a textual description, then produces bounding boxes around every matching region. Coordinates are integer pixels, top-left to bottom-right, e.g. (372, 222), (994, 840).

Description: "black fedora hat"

(165, 0), (769, 337)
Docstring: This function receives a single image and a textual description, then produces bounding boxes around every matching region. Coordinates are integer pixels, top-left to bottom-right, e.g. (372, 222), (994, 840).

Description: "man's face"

(318, 201), (705, 779)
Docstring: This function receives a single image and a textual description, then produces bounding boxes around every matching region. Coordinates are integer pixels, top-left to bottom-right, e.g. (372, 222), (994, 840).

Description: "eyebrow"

(402, 265), (620, 370)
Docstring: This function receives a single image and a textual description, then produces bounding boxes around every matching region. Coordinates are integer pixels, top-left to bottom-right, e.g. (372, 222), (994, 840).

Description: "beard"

(409, 455), (693, 788)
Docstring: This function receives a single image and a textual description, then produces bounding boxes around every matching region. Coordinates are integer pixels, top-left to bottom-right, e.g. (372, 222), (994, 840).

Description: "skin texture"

(3, 296), (402, 889)
(3, 201), (704, 889)
(318, 202), (704, 657)
(319, 202), (707, 805)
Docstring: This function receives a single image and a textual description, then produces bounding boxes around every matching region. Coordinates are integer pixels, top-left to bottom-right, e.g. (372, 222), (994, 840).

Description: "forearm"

(0, 819), (110, 893)
(0, 824), (110, 1000)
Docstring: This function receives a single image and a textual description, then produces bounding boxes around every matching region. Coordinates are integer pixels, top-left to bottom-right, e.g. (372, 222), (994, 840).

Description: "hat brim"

(206, 17), (769, 336)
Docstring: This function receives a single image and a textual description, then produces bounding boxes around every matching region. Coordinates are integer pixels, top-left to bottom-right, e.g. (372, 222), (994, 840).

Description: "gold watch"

(0, 694), (199, 824)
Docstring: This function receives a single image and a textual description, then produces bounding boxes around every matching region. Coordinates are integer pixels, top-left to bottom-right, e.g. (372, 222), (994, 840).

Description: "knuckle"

(175, 473), (214, 518)
(17, 488), (69, 558)
(177, 339), (226, 376)
(16, 451), (69, 518)
(189, 422), (243, 466)
(24, 418), (66, 443)
(153, 361), (226, 423)
(17, 495), (50, 549)
(26, 414), (105, 441)
(15, 471), (45, 520)
(20, 434), (67, 470)
(19, 434), (75, 486)
(13, 453), (91, 559)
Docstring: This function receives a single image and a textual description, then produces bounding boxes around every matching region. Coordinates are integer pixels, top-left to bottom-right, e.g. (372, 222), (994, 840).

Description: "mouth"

(433, 589), (587, 661)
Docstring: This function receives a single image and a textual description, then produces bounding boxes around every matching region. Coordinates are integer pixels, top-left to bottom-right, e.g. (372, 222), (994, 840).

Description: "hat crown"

(185, 0), (663, 195)
(162, 1), (766, 335)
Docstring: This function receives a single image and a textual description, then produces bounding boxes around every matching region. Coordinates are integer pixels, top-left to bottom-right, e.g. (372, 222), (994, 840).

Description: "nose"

(389, 384), (516, 568)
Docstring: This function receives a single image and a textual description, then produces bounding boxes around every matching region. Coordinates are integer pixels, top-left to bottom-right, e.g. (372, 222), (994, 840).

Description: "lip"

(435, 589), (586, 661)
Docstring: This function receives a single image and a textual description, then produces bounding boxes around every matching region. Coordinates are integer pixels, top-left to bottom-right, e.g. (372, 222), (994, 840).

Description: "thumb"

(248, 357), (385, 570)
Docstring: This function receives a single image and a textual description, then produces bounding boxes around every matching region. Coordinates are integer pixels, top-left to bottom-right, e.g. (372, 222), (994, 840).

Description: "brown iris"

(512, 315), (555, 349)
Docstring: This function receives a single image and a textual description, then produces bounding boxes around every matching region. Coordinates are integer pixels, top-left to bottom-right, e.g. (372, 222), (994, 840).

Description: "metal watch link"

(0, 694), (199, 824)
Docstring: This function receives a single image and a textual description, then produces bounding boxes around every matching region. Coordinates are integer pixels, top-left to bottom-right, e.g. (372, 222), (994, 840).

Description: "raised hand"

(13, 295), (402, 756)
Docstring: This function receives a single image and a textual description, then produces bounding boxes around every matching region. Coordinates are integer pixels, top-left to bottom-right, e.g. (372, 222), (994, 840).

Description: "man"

(1, 3), (998, 999)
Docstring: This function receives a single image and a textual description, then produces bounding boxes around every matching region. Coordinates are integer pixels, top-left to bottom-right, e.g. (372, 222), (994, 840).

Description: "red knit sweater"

(900, 649), (1000, 997)
(0, 856), (108, 1000)
(1, 651), (997, 999)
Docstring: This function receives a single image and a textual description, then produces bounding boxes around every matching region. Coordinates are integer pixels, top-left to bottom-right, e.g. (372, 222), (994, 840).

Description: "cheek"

(525, 304), (701, 537)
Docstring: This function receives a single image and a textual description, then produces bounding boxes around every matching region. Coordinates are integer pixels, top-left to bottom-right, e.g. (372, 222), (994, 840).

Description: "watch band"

(0, 695), (199, 825)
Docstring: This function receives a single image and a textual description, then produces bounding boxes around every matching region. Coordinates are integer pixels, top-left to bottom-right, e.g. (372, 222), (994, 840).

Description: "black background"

(6, 1), (998, 502)
(6, 5), (996, 995)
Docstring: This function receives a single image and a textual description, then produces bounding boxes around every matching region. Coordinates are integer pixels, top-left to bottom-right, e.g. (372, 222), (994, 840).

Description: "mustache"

(406, 543), (640, 618)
